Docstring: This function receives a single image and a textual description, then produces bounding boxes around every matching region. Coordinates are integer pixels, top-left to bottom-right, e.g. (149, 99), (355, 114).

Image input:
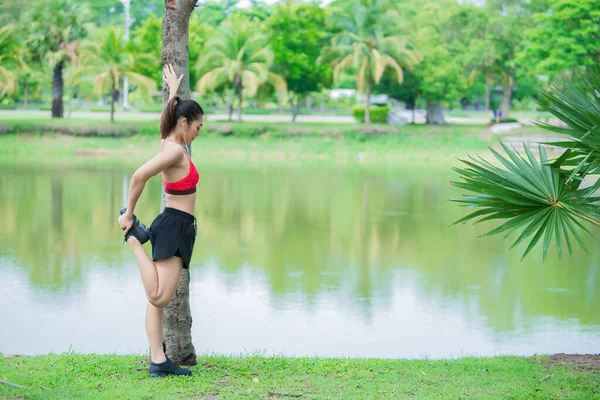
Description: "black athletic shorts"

(149, 207), (197, 269)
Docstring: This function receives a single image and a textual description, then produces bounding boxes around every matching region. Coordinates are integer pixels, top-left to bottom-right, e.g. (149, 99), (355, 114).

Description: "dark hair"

(159, 96), (204, 138)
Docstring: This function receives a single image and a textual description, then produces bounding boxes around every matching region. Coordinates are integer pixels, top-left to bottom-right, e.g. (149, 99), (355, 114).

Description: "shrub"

(352, 105), (391, 123)
(490, 117), (519, 124)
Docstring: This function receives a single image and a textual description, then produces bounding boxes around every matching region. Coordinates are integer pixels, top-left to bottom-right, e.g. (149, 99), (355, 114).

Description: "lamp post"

(120, 0), (134, 110)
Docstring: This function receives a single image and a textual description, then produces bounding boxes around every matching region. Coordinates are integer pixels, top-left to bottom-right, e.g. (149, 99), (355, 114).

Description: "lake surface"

(1, 160), (598, 359)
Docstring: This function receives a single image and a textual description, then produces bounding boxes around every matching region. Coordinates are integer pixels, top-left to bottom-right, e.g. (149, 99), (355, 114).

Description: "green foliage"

(68, 26), (157, 122)
(518, 0), (600, 79)
(196, 15), (286, 121)
(131, 12), (163, 87)
(352, 105), (390, 123)
(322, 0), (420, 95)
(23, 0), (88, 66)
(490, 118), (519, 124)
(267, 2), (332, 99)
(411, 1), (466, 105)
(188, 15), (214, 90)
(0, 24), (21, 96)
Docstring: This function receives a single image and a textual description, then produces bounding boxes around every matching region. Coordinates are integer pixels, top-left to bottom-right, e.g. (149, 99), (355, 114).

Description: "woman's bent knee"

(148, 294), (172, 308)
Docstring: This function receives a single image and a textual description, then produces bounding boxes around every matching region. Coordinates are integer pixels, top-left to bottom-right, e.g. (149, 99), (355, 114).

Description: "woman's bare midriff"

(165, 193), (196, 215)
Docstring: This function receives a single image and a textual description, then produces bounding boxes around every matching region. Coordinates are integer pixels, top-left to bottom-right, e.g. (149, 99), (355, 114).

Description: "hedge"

(352, 105), (391, 123)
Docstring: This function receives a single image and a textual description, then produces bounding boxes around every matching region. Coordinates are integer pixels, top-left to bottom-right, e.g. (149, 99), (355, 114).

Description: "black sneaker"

(120, 207), (151, 244)
(148, 357), (192, 377)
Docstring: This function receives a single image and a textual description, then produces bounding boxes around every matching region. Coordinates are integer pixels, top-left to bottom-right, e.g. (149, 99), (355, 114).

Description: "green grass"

(0, 354), (598, 399)
(0, 115), (551, 166)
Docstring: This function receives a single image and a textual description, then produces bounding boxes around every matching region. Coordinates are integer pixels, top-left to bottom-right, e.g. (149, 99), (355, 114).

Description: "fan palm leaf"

(452, 67), (600, 261)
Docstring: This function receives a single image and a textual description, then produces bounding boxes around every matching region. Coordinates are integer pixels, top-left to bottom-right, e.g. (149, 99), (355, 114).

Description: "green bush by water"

(352, 105), (391, 123)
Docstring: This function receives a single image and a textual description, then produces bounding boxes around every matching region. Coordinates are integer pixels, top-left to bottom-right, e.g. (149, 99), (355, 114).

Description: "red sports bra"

(161, 140), (199, 195)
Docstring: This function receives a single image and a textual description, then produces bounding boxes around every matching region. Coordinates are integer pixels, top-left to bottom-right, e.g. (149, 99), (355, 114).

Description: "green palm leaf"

(451, 142), (600, 261)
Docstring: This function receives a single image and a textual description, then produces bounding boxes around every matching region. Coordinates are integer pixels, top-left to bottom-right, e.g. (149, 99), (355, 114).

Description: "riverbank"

(0, 115), (549, 166)
(1, 353), (598, 399)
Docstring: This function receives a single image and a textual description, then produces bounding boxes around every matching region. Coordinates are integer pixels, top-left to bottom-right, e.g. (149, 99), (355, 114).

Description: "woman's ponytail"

(159, 96), (180, 139)
(159, 96), (204, 139)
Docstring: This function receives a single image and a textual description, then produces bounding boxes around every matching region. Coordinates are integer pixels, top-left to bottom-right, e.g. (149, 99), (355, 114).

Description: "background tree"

(0, 24), (21, 97)
(267, 1), (332, 122)
(23, 0), (88, 118)
(411, 0), (465, 124)
(321, 0), (420, 124)
(485, 0), (538, 119)
(517, 0), (600, 81)
(69, 27), (157, 123)
(196, 16), (286, 122)
(131, 13), (163, 88)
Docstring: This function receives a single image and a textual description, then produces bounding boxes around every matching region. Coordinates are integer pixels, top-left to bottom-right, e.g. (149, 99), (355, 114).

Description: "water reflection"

(0, 161), (598, 357)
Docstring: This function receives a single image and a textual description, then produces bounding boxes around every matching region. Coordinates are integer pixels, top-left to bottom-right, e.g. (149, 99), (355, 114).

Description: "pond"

(1, 160), (598, 358)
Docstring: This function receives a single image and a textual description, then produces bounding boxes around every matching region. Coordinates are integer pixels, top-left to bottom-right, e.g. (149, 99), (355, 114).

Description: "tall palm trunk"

(236, 78), (243, 123)
(160, 0), (198, 367)
(364, 79), (372, 124)
(23, 78), (28, 107)
(52, 60), (64, 118)
(110, 76), (116, 124)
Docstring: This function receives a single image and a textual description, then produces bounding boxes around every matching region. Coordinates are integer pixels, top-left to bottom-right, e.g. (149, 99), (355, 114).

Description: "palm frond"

(451, 142), (600, 262)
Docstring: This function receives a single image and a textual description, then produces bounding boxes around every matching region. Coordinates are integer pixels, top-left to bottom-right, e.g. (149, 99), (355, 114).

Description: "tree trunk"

(292, 95), (301, 123)
(228, 102), (234, 121)
(24, 78), (28, 107)
(425, 101), (446, 125)
(110, 78), (116, 124)
(277, 92), (284, 114)
(160, 0), (198, 367)
(501, 74), (514, 119)
(236, 81), (243, 123)
(52, 61), (64, 118)
(364, 80), (371, 124)
(411, 103), (415, 124)
(484, 75), (492, 112)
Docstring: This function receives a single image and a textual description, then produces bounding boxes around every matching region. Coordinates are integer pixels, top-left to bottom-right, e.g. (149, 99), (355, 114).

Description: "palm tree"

(69, 27), (157, 123)
(0, 24), (21, 97)
(24, 0), (87, 118)
(451, 66), (600, 262)
(320, 0), (421, 124)
(196, 17), (286, 122)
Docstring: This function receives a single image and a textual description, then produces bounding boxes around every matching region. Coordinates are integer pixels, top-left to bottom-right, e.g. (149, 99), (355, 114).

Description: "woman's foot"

(120, 208), (151, 244)
(148, 357), (192, 377)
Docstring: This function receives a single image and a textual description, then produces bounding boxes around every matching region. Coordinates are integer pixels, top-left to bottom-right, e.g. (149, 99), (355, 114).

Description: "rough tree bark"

(484, 75), (492, 112)
(501, 73), (514, 119)
(235, 75), (243, 122)
(110, 78), (116, 124)
(291, 95), (302, 123)
(51, 61), (64, 118)
(161, 0), (198, 367)
(364, 79), (372, 124)
(425, 101), (446, 125)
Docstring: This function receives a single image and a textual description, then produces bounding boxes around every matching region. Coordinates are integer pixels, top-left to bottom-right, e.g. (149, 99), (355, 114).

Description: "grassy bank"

(0, 115), (548, 166)
(1, 354), (598, 399)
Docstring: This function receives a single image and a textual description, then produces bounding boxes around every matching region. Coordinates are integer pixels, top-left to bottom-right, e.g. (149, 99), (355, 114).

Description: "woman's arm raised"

(163, 63), (184, 101)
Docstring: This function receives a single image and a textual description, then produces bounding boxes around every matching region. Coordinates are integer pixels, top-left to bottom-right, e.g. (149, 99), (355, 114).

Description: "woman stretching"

(118, 64), (204, 377)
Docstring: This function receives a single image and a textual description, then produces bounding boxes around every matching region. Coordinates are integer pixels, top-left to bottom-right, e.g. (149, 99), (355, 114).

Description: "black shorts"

(149, 207), (197, 269)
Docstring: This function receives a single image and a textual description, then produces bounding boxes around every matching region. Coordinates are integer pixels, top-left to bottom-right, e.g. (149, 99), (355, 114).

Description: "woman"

(118, 64), (204, 377)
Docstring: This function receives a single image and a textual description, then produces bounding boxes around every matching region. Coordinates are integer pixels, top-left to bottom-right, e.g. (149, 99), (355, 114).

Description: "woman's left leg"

(143, 257), (183, 363)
